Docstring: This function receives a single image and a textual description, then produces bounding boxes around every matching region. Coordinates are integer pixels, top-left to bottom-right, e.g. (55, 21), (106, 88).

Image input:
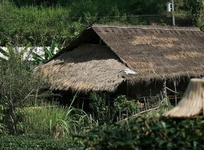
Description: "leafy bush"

(0, 134), (82, 149)
(113, 95), (138, 118)
(81, 113), (204, 150)
(89, 93), (139, 124)
(89, 92), (109, 125)
(0, 44), (43, 135)
(0, 104), (6, 135)
(182, 0), (203, 25)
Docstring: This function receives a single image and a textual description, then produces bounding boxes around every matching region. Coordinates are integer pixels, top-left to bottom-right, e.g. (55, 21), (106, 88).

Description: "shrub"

(0, 45), (44, 135)
(0, 104), (6, 135)
(89, 93), (139, 124)
(81, 113), (204, 150)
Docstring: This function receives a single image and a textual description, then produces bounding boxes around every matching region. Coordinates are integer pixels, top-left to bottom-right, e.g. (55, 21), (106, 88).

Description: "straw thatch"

(39, 24), (204, 92)
(39, 44), (127, 92)
(91, 25), (204, 82)
(163, 78), (204, 117)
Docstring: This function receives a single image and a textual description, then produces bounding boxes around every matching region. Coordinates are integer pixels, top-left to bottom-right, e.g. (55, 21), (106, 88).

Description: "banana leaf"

(31, 52), (44, 62)
(0, 47), (9, 58)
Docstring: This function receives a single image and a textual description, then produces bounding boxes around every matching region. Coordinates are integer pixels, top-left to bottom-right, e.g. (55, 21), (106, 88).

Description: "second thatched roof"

(39, 24), (204, 92)
(163, 78), (204, 117)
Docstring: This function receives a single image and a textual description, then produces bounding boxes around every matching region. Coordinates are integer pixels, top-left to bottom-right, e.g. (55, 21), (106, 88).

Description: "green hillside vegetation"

(0, 0), (203, 46)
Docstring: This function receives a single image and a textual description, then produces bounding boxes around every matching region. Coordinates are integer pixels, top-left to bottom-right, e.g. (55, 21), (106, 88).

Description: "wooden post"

(171, 0), (175, 26)
(126, 80), (129, 98)
(163, 80), (168, 107)
(144, 97), (148, 110)
(82, 99), (84, 110)
(174, 81), (177, 106)
(202, 78), (204, 116)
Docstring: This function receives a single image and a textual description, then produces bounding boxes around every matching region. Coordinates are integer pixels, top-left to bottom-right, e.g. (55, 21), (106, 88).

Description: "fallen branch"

(117, 106), (160, 123)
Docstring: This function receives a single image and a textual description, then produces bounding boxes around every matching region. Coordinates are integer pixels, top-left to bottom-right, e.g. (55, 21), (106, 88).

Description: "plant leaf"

(20, 43), (30, 58)
(32, 52), (44, 62)
(0, 47), (9, 58)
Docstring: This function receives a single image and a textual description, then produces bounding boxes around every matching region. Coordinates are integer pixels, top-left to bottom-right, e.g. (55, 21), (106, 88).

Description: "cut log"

(163, 78), (204, 117)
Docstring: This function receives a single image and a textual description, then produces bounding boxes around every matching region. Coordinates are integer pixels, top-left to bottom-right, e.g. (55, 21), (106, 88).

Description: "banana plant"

(32, 40), (62, 65)
(0, 44), (30, 63)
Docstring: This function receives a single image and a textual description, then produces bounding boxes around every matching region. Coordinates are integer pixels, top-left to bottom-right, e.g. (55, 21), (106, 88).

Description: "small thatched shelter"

(163, 78), (204, 117)
(38, 24), (204, 99)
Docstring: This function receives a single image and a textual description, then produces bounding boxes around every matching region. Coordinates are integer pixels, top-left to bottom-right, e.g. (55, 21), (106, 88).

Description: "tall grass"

(20, 102), (97, 138)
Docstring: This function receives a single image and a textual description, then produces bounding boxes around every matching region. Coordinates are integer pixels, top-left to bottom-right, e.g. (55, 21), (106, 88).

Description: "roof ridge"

(92, 24), (201, 31)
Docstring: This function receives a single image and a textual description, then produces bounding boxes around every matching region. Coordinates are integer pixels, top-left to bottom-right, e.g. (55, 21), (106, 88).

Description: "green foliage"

(12, 0), (58, 7)
(0, 0), (79, 46)
(2, 0), (202, 46)
(17, 105), (66, 135)
(182, 0), (204, 25)
(0, 134), (81, 149)
(81, 114), (204, 150)
(0, 104), (6, 135)
(0, 44), (96, 137)
(21, 105), (86, 137)
(114, 95), (138, 113)
(89, 93), (139, 124)
(0, 43), (30, 63)
(32, 40), (62, 65)
(0, 44), (43, 135)
(19, 98), (97, 138)
(89, 92), (109, 125)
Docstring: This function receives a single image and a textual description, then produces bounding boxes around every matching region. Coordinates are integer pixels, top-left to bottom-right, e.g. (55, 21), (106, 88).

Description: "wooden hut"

(38, 24), (204, 104)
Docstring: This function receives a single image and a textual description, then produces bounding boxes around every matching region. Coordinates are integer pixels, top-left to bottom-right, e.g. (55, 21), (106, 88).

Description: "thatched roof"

(39, 44), (127, 92)
(163, 78), (204, 117)
(92, 25), (204, 81)
(39, 24), (204, 92)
